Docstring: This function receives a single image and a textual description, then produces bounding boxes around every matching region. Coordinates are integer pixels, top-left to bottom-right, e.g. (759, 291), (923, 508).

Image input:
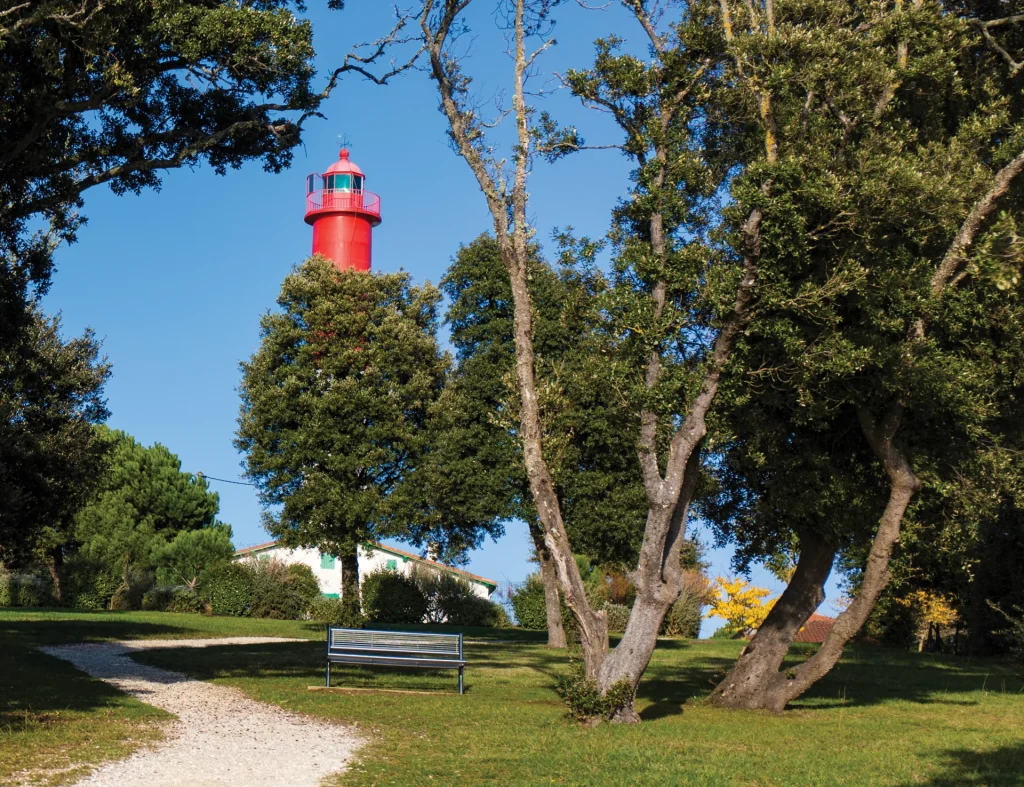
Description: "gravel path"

(42, 638), (363, 787)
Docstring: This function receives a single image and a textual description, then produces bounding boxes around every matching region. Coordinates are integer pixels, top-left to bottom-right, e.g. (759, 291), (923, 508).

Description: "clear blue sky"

(42, 1), (842, 632)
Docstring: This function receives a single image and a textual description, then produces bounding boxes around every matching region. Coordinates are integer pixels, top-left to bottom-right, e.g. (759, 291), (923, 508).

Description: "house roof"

(793, 613), (836, 643)
(233, 539), (497, 589)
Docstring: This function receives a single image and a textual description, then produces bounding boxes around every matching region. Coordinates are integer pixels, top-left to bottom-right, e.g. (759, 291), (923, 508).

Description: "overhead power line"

(197, 472), (257, 487)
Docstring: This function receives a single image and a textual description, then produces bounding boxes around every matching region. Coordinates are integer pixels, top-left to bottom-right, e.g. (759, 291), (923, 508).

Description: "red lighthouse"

(304, 149), (381, 271)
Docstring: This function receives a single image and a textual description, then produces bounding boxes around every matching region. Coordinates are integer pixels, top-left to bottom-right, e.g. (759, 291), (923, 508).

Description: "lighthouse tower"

(303, 149), (381, 271)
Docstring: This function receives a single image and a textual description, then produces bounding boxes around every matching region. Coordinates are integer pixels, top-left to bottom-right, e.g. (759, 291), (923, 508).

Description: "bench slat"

(326, 627), (466, 694)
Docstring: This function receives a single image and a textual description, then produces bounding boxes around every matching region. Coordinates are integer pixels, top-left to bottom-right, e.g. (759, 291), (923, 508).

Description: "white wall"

(238, 543), (494, 600)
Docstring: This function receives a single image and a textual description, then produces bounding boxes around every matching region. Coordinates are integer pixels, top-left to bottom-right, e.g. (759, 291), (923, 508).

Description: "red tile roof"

(233, 539), (496, 588)
(793, 613), (836, 643)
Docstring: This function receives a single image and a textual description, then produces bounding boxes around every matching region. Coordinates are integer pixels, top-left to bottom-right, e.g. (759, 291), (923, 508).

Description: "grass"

(3, 609), (1024, 786)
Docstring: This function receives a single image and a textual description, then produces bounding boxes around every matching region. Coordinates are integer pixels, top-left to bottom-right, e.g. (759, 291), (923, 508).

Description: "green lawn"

(3, 609), (1023, 786)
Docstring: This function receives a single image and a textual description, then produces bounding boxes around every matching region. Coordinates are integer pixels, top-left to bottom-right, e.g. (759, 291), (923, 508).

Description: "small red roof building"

(793, 613), (836, 643)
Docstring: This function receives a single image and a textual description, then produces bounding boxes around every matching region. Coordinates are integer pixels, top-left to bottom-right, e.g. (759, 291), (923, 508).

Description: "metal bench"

(326, 627), (466, 694)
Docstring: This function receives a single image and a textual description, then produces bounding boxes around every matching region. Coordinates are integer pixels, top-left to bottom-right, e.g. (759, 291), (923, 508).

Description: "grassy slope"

(3, 609), (1023, 786)
(0, 609), (321, 786)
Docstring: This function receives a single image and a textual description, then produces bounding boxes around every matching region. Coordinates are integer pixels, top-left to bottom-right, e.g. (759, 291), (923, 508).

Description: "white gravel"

(42, 638), (363, 787)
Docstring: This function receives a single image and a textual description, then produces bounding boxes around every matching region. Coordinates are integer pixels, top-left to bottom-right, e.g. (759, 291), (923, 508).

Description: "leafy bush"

(307, 596), (366, 629)
(415, 571), (507, 627)
(602, 602), (630, 633)
(510, 573), (548, 629)
(0, 572), (53, 607)
(108, 567), (154, 611)
(250, 560), (322, 620)
(362, 569), (427, 624)
(991, 602), (1024, 668)
(141, 586), (177, 611)
(555, 659), (635, 723)
(205, 561), (256, 617)
(168, 588), (205, 614)
(61, 558), (120, 610)
(662, 594), (703, 638)
(142, 585), (205, 614)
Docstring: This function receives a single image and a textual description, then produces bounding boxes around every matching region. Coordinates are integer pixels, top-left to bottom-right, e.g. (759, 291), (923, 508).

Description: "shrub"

(205, 561), (256, 617)
(416, 571), (506, 627)
(602, 602), (630, 633)
(308, 596), (366, 629)
(510, 573), (548, 629)
(662, 594), (703, 638)
(555, 659), (635, 723)
(141, 586), (177, 611)
(61, 558), (119, 610)
(142, 585), (205, 614)
(249, 560), (322, 619)
(0, 572), (53, 607)
(108, 567), (154, 611)
(362, 569), (427, 624)
(168, 588), (205, 614)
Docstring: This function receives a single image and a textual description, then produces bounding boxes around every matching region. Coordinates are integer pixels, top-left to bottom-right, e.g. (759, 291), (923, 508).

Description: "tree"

(73, 427), (224, 585)
(236, 257), (447, 616)
(707, 577), (775, 637)
(704, 0), (1024, 710)
(405, 0), (767, 722)
(425, 235), (648, 647)
(153, 525), (235, 590)
(0, 307), (110, 582)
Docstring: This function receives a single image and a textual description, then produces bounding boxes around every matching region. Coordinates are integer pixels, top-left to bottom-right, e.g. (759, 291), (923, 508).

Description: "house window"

(385, 559), (398, 571)
(321, 553), (336, 570)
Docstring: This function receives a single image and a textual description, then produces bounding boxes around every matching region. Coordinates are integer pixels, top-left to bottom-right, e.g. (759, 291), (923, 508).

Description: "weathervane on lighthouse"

(304, 145), (381, 272)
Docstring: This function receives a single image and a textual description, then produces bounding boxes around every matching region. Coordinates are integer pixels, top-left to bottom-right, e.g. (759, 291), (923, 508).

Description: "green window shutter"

(321, 553), (336, 569)
(385, 559), (398, 571)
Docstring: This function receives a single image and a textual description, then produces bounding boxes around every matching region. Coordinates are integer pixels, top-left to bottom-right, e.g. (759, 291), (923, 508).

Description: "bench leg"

(326, 661), (331, 688)
(458, 666), (464, 695)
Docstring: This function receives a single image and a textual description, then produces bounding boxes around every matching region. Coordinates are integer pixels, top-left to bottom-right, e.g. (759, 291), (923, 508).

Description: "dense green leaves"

(0, 309), (110, 565)
(237, 258), (447, 562)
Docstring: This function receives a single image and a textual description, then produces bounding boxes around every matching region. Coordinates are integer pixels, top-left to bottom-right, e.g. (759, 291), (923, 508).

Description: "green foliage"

(0, 309), (110, 565)
(0, 571), (53, 607)
(205, 562), (256, 618)
(108, 567), (154, 612)
(249, 561), (322, 620)
(152, 525), (235, 589)
(74, 427), (223, 578)
(990, 603), (1024, 668)
(555, 659), (635, 723)
(662, 595), (703, 639)
(602, 603), (630, 633)
(237, 259), (447, 568)
(361, 569), (428, 625)
(0, 0), (318, 347)
(140, 586), (205, 614)
(433, 236), (648, 565)
(415, 570), (507, 627)
(60, 558), (120, 611)
(509, 574), (549, 629)
(307, 596), (366, 629)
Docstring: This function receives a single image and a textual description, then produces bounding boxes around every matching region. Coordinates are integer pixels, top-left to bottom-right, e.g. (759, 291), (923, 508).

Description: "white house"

(233, 540), (496, 600)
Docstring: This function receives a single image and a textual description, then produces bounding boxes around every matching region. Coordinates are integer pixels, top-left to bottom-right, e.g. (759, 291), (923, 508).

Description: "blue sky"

(42, 1), (842, 632)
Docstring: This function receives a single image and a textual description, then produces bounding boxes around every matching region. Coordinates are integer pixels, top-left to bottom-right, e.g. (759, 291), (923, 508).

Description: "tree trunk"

(531, 524), (567, 648)
(46, 547), (63, 604)
(340, 549), (361, 615)
(711, 530), (837, 709)
(713, 407), (921, 712)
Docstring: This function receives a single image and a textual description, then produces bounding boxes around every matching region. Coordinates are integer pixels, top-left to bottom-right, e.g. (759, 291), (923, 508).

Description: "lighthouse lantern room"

(304, 148), (381, 272)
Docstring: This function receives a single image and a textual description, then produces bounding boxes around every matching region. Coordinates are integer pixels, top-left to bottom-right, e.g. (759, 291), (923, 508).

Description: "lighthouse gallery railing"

(305, 188), (381, 217)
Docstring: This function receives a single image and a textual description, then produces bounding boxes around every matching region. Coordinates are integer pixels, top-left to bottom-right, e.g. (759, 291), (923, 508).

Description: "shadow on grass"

(902, 742), (1024, 786)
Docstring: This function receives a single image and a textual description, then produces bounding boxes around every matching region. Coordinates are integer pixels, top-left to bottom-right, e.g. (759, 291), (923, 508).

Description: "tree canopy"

(236, 258), (447, 582)
(0, 308), (110, 566)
